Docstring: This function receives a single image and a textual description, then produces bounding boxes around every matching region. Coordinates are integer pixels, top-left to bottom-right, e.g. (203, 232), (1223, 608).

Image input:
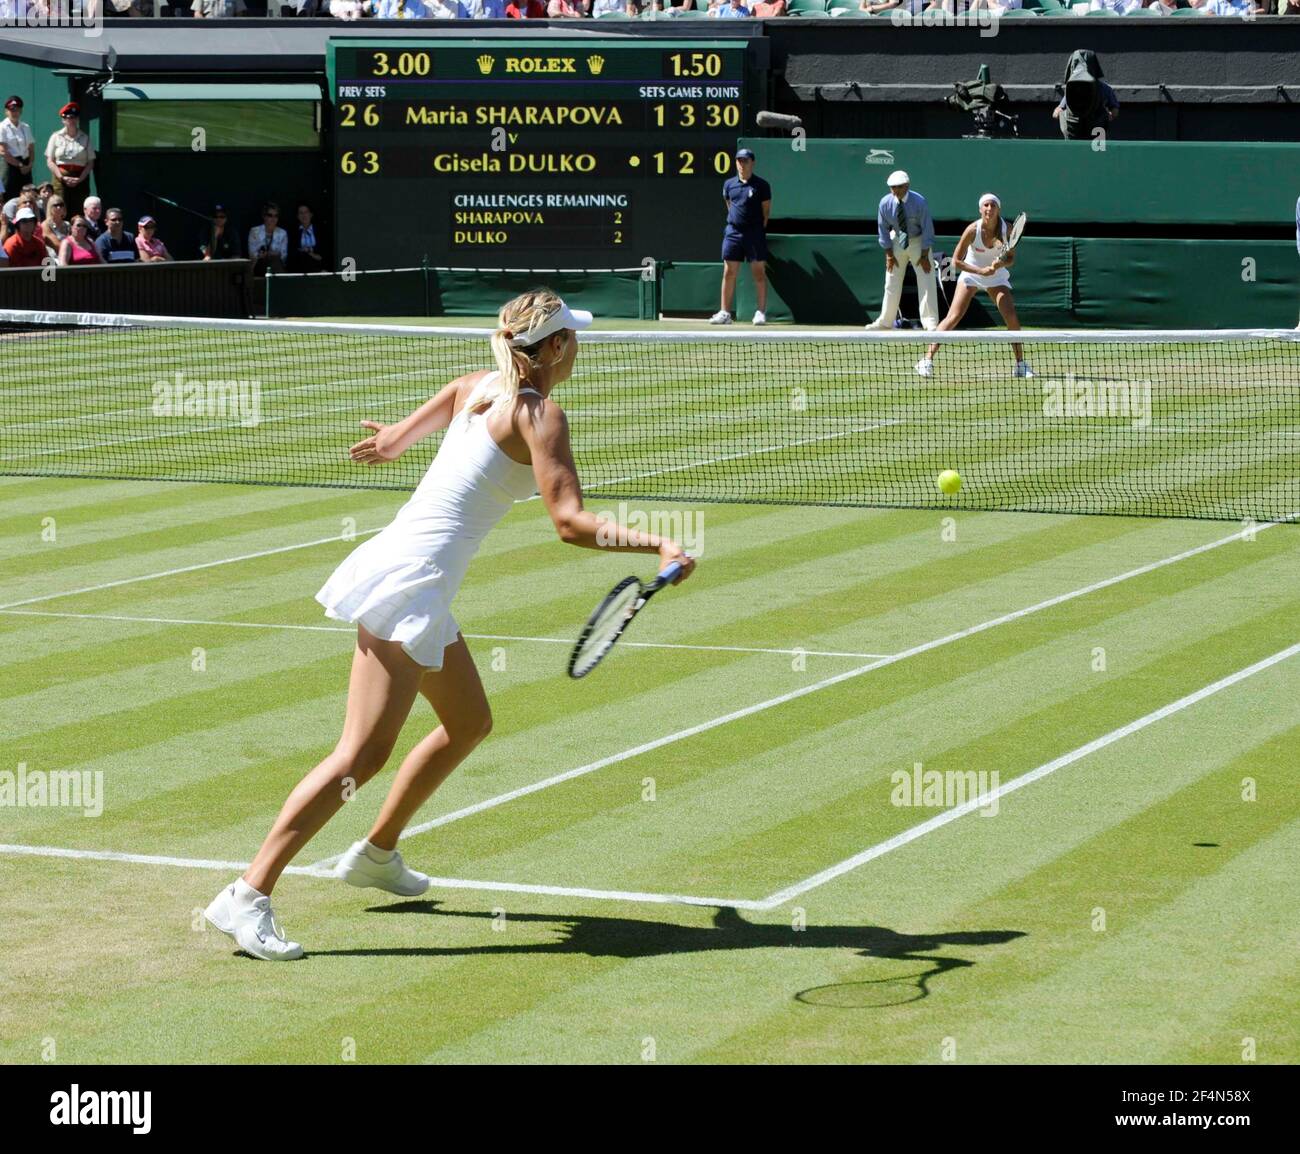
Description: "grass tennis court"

(2, 473), (1298, 1063)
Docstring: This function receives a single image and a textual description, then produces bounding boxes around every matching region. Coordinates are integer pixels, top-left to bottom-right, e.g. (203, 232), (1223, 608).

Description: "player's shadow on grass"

(321, 903), (1022, 1001)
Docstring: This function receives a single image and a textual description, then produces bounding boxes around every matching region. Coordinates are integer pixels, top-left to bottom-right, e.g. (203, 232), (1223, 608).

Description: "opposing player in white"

(205, 290), (694, 960)
(916, 192), (1033, 380)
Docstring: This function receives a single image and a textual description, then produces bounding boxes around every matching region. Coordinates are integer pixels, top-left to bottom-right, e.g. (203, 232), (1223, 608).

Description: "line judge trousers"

(873, 237), (940, 330)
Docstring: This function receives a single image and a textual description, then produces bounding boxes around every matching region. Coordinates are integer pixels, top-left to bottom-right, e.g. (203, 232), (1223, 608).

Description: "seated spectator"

(861, 0), (922, 12)
(3, 184), (37, 226)
(372, 0), (466, 12)
(58, 216), (102, 265)
(135, 216), (172, 261)
(35, 180), (54, 217)
(1191, 0), (1258, 11)
(547, 0), (587, 13)
(751, 0), (787, 13)
(200, 204), (240, 260)
(328, 0), (369, 14)
(287, 201), (325, 272)
(248, 202), (288, 274)
(39, 195), (69, 255)
(191, 0), (248, 14)
(506, 0), (547, 13)
(712, 0), (750, 14)
(83, 195), (105, 241)
(94, 208), (139, 263)
(591, 0), (625, 13)
(3, 206), (46, 268)
(464, 0), (507, 12)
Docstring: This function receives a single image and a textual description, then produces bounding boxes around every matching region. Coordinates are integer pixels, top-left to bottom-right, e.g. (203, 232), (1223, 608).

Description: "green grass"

(1, 476), (1298, 1064)
(3, 326), (1297, 520)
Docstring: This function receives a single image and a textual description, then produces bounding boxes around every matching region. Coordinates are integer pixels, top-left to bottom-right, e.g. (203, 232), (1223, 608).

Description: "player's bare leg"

(989, 285), (1033, 377)
(918, 282), (979, 375)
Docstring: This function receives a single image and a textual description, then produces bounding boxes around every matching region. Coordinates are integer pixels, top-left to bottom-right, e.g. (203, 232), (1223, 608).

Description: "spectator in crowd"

(751, 0), (787, 13)
(867, 169), (939, 331)
(371, 0), (466, 12)
(191, 0), (248, 14)
(464, 0), (507, 12)
(94, 207), (139, 263)
(2, 183), (36, 227)
(506, 0), (547, 14)
(590, 0), (623, 13)
(45, 102), (94, 218)
(0, 96), (35, 202)
(135, 215), (172, 262)
(713, 0), (751, 15)
(248, 202), (288, 274)
(82, 195), (105, 241)
(3, 206), (46, 268)
(35, 181), (54, 216)
(58, 216), (102, 266)
(200, 204), (240, 260)
(547, 0), (588, 14)
(287, 202), (325, 272)
(39, 194), (69, 255)
(1053, 50), (1118, 141)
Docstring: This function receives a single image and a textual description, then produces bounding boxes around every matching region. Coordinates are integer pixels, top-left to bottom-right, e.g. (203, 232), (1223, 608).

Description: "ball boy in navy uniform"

(711, 148), (772, 326)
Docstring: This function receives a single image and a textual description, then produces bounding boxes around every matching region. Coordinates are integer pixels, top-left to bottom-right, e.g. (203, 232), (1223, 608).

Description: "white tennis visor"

(510, 301), (594, 347)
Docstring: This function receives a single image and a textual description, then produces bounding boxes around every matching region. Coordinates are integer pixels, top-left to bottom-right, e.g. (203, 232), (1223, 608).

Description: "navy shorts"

(722, 227), (768, 263)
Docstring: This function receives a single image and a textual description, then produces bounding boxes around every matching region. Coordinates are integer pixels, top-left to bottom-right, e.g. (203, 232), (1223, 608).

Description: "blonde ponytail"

(465, 289), (566, 418)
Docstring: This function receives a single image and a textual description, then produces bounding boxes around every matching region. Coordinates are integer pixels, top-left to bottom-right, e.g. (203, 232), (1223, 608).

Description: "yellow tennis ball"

(937, 469), (962, 495)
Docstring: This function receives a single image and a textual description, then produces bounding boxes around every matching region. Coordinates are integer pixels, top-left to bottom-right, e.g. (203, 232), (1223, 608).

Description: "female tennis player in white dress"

(916, 192), (1033, 380)
(205, 289), (695, 960)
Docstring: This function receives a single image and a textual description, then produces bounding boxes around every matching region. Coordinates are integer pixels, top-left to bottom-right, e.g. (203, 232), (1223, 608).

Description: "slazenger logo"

(865, 149), (895, 165)
(50, 1085), (151, 1134)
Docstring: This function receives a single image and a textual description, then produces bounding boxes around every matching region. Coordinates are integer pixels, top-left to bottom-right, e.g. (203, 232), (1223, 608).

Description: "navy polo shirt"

(723, 174), (771, 232)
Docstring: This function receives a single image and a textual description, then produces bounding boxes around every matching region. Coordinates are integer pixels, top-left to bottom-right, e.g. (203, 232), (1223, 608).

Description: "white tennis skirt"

(316, 534), (462, 669)
(958, 268), (1012, 291)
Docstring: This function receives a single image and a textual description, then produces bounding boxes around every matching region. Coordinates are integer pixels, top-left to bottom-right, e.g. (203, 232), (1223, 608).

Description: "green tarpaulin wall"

(663, 237), (1300, 329)
(735, 138), (1300, 227)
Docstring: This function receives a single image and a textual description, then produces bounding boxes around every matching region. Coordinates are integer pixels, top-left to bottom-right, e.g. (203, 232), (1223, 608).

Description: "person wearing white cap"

(867, 170), (940, 331)
(205, 288), (696, 961)
(916, 192), (1033, 380)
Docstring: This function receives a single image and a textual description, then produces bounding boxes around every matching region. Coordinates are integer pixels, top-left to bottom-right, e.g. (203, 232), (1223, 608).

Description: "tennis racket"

(994, 211), (1027, 261)
(568, 561), (684, 679)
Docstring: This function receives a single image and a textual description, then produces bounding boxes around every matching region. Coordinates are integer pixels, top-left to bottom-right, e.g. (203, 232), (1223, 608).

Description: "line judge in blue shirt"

(710, 148), (771, 326)
(867, 169), (939, 330)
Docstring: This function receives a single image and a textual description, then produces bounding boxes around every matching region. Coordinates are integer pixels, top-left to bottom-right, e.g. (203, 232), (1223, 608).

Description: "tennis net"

(2, 310), (1297, 522)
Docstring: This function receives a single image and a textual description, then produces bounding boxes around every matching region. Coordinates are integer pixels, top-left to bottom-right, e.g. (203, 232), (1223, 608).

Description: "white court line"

(0, 529), (382, 612)
(4, 630), (1293, 913)
(0, 609), (887, 661)
(758, 638), (1300, 910)
(0, 842), (330, 878)
(309, 519), (1275, 870)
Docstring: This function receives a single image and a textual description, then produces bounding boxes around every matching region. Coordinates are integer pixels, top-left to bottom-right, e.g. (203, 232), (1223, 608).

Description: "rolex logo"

(587, 55), (605, 76)
(476, 54), (495, 76)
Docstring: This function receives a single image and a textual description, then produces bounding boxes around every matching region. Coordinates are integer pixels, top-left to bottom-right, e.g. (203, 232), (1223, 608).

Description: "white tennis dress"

(316, 376), (539, 668)
(958, 219), (1011, 291)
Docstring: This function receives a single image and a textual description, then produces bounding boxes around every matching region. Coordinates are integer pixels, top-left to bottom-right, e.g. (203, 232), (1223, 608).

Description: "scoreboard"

(327, 37), (753, 270)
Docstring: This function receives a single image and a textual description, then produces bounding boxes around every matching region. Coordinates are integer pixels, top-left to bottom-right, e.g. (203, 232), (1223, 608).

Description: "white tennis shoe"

(336, 840), (430, 896)
(205, 883), (303, 961)
(708, 310), (733, 325)
(1013, 360), (1035, 379)
(752, 310), (766, 326)
(865, 318), (892, 330)
(915, 357), (934, 378)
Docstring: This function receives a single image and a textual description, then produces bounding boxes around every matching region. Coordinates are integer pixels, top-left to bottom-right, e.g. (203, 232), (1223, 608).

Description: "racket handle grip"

(657, 560), (684, 585)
